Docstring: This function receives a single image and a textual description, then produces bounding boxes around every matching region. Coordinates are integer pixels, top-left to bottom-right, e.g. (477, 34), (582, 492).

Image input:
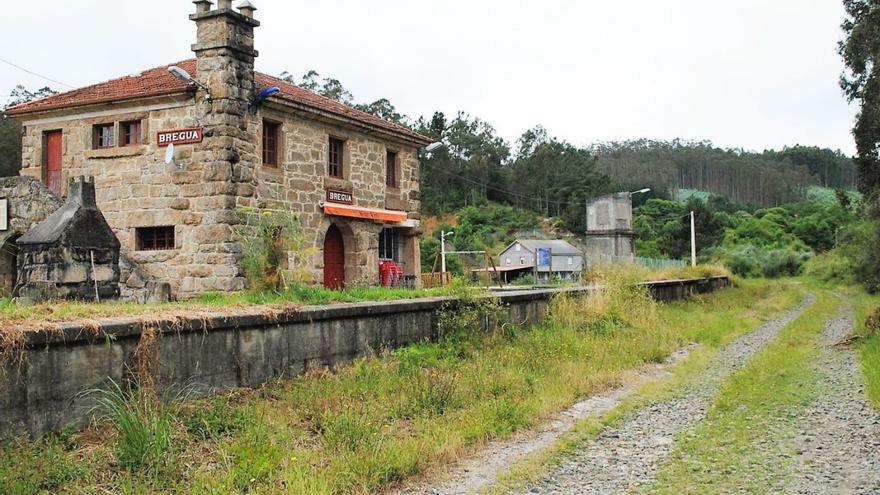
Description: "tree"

(840, 0), (880, 194)
(1, 85), (57, 177)
(280, 70), (353, 104)
(356, 98), (408, 125)
(509, 127), (609, 232)
(840, 0), (880, 292)
(414, 112), (511, 214)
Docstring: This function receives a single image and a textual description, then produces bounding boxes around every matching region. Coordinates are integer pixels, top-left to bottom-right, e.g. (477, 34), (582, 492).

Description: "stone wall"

(0, 276), (729, 438)
(0, 177), (63, 295)
(252, 107), (422, 283)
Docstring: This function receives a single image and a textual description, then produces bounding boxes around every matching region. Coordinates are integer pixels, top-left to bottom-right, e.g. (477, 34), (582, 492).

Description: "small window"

(520, 257), (525, 265)
(379, 228), (401, 262)
(568, 256), (574, 265)
(515, 244), (521, 252)
(262, 120), (279, 166)
(385, 150), (397, 187)
(328, 137), (344, 178)
(120, 121), (141, 146)
(93, 123), (115, 149)
(505, 257), (510, 265)
(136, 226), (175, 251)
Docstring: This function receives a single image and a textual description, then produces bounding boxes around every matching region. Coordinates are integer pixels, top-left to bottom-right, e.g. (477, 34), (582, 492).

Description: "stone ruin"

(15, 176), (121, 302)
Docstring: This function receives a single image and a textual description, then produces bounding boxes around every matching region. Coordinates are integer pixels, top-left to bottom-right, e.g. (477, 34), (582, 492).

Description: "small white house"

(498, 239), (583, 283)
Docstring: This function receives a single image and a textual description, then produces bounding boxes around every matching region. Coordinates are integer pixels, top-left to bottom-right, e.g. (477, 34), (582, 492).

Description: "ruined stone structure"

(16, 177), (120, 302)
(0, 177), (63, 296)
(6, 1), (432, 298)
(584, 193), (635, 258)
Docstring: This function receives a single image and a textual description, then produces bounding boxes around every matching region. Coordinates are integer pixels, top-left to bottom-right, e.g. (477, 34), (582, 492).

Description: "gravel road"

(785, 299), (880, 494)
(516, 294), (815, 495)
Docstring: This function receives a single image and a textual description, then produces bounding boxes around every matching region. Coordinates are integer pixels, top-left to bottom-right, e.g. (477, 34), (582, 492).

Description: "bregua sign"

(157, 128), (203, 147)
(326, 189), (353, 205)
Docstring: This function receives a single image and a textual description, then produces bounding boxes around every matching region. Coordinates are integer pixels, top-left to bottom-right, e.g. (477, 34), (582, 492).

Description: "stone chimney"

(178, 0), (259, 296)
(189, 0), (259, 101)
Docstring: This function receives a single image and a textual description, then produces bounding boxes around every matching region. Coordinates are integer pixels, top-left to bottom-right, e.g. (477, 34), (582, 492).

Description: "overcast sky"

(0, 1), (856, 154)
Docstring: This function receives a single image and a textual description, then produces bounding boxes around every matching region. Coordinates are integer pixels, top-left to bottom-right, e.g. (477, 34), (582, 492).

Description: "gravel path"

(516, 294), (815, 495)
(391, 345), (698, 495)
(786, 299), (880, 494)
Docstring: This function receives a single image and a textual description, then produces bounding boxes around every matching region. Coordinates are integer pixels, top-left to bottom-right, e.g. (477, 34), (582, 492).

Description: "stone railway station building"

(5, 0), (433, 298)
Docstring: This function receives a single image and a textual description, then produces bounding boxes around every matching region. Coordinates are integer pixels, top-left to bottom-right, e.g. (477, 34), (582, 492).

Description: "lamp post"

(440, 230), (454, 284)
(690, 211), (697, 267)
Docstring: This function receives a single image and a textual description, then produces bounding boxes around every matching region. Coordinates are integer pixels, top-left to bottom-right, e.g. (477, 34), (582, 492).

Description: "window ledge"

(85, 146), (146, 159)
(324, 176), (352, 191)
(259, 164), (284, 176)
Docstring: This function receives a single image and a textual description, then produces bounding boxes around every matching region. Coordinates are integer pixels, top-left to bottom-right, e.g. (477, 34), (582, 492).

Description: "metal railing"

(585, 254), (687, 269)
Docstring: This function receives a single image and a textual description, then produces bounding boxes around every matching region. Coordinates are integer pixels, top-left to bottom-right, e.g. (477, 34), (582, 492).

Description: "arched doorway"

(0, 236), (20, 297)
(323, 225), (345, 289)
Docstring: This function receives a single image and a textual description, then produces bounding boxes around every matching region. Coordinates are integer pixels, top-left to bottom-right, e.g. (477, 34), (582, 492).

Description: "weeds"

(89, 379), (176, 471)
(0, 279), (799, 494)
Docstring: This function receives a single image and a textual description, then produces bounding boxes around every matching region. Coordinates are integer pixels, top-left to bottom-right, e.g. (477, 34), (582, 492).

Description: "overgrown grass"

(0, 285), (457, 332)
(647, 291), (838, 494)
(848, 288), (880, 409)
(0, 279), (795, 495)
(89, 379), (177, 471)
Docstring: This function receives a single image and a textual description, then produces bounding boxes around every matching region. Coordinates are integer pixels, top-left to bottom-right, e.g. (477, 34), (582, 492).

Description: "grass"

(0, 278), (799, 495)
(0, 264), (731, 334)
(483, 279), (803, 494)
(847, 287), (880, 408)
(646, 290), (839, 494)
(0, 285), (457, 332)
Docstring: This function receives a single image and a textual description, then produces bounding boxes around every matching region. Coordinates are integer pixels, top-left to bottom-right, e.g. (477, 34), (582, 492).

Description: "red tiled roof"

(5, 59), (431, 145)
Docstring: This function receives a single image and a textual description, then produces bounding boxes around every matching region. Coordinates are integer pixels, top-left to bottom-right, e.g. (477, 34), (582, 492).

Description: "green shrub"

(760, 249), (810, 278)
(726, 246), (762, 278)
(235, 208), (316, 291)
(722, 245), (809, 278)
(511, 274), (535, 286)
(804, 251), (853, 284)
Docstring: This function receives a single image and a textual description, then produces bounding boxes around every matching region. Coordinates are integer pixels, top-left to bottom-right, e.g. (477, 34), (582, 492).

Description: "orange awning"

(323, 203), (408, 223)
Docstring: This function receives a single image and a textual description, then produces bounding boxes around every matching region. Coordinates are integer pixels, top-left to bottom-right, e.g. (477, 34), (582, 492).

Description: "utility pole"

(440, 230), (454, 284)
(690, 211), (697, 267)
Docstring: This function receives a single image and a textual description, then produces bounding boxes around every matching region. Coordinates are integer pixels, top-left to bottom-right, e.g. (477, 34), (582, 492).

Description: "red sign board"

(326, 189), (353, 205)
(157, 128), (203, 147)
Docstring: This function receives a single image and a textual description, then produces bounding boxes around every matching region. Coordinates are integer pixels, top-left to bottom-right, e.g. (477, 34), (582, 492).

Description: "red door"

(323, 225), (345, 289)
(44, 130), (63, 196)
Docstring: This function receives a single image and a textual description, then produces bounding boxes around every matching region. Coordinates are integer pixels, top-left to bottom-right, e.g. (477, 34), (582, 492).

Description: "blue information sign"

(537, 247), (551, 267)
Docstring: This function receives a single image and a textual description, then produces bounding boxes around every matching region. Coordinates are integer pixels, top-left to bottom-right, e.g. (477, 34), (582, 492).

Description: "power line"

(0, 57), (74, 89)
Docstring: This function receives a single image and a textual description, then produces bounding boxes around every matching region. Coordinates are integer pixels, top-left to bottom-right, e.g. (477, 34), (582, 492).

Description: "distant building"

(584, 193), (635, 258)
(497, 239), (583, 284)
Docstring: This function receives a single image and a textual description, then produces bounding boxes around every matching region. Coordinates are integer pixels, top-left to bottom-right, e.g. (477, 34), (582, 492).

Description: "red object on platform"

(379, 261), (403, 287)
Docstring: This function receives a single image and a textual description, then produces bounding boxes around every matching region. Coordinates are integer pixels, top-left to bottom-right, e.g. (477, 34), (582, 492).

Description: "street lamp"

(630, 188), (651, 195)
(168, 66), (212, 101)
(425, 142), (444, 153)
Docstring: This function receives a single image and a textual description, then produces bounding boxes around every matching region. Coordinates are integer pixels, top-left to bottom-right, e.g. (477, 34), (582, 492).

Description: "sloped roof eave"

(5, 88), (195, 117)
(263, 97), (433, 146)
